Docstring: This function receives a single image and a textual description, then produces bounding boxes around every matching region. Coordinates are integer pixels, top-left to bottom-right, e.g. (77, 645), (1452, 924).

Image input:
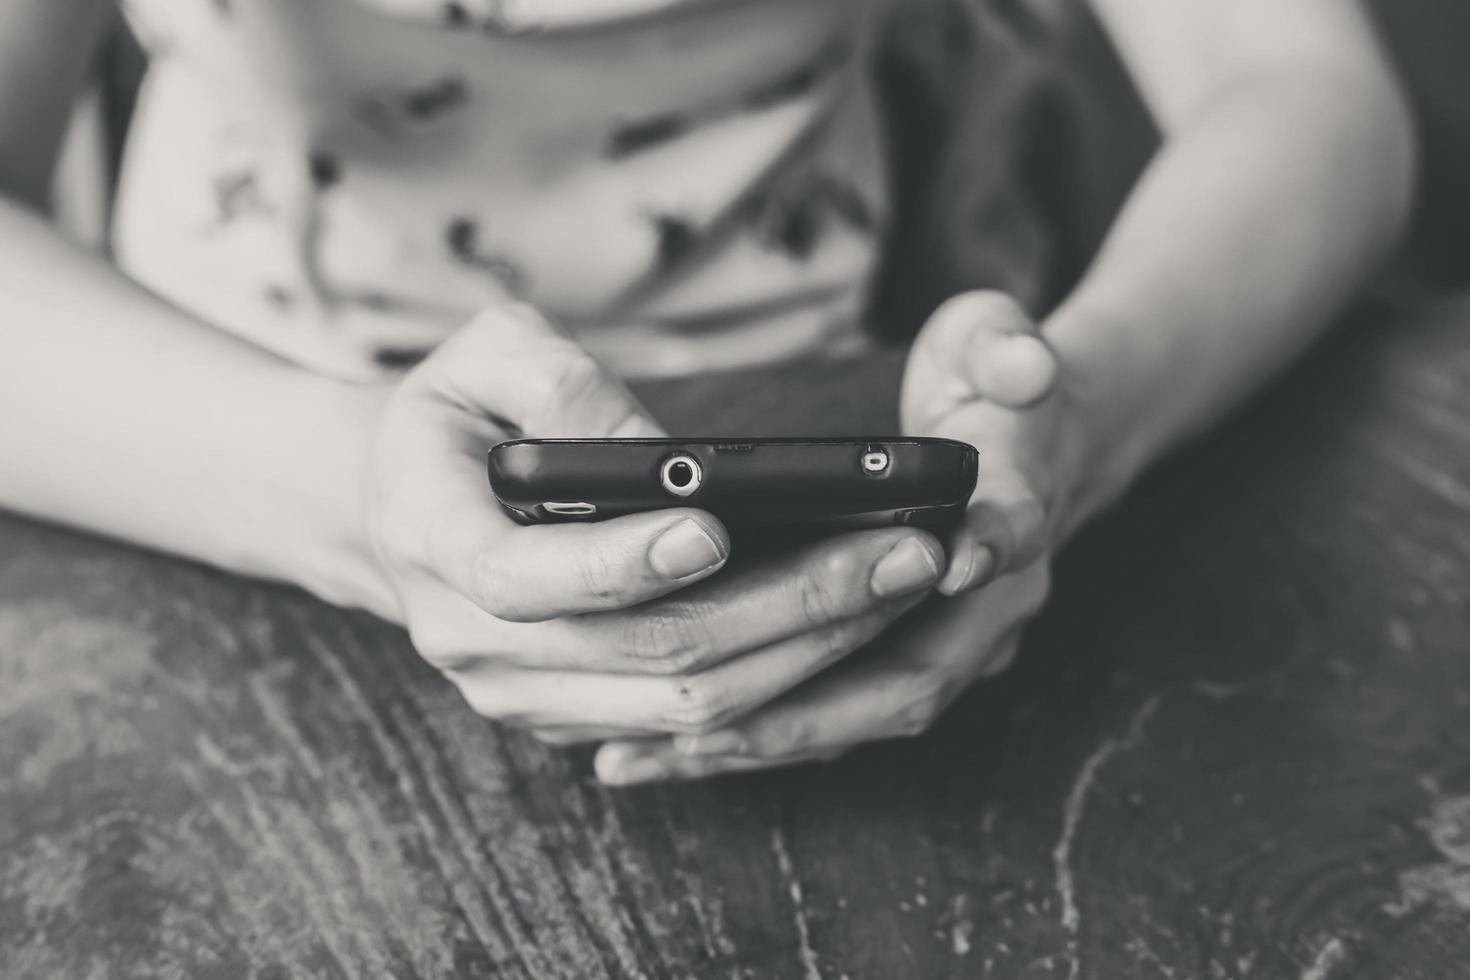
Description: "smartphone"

(487, 438), (978, 534)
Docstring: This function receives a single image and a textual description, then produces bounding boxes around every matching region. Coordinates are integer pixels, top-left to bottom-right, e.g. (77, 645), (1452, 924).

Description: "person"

(0, 0), (1414, 783)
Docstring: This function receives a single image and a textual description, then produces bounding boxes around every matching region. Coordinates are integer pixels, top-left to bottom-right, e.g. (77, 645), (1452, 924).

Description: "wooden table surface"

(3, 294), (1469, 980)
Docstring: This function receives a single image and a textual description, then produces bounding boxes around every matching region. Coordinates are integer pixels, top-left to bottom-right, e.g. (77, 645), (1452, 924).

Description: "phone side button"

(542, 501), (599, 517)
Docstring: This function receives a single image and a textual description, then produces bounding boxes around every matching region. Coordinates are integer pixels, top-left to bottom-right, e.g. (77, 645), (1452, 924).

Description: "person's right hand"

(366, 305), (947, 747)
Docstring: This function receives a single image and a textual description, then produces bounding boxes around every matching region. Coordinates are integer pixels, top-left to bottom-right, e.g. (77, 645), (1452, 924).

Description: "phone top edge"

(489, 437), (976, 450)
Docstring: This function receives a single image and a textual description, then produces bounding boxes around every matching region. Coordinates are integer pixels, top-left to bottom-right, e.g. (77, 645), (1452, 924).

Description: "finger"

(421, 303), (665, 439)
(599, 634), (1018, 784)
(601, 572), (1046, 781)
(568, 527), (944, 674)
(902, 292), (1057, 430)
(940, 479), (1046, 594)
(454, 595), (926, 733)
(679, 654), (955, 760)
(928, 292), (1057, 409)
(384, 358), (726, 620)
(531, 725), (653, 746)
(918, 404), (1048, 594)
(428, 504), (731, 622)
(410, 528), (930, 672)
(596, 742), (811, 784)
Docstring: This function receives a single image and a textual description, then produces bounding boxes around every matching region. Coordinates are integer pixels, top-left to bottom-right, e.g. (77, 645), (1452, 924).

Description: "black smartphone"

(487, 438), (978, 534)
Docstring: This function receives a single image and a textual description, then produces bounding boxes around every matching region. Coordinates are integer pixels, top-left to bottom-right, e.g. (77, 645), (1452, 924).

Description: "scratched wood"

(3, 294), (1470, 979)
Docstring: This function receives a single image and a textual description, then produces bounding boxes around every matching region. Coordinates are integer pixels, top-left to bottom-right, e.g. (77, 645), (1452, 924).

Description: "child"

(0, 0), (1414, 782)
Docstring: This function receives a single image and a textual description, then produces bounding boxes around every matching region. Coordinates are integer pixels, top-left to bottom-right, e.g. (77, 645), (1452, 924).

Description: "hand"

(367, 304), (950, 740)
(592, 292), (1078, 781)
(593, 561), (1050, 782)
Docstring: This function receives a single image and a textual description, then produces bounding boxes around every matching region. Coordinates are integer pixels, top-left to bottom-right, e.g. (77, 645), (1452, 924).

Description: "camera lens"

(660, 453), (702, 497)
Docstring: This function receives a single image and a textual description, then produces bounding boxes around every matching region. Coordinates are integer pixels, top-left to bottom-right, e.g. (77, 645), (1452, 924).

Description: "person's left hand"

(593, 292), (1089, 783)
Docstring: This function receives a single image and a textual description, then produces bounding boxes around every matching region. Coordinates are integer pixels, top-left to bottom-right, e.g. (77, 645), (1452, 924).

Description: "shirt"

(114, 0), (890, 380)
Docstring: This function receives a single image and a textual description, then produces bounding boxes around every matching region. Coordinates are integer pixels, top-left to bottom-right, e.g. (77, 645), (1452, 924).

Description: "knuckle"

(508, 341), (598, 435)
(469, 550), (522, 619)
(498, 302), (547, 330)
(537, 345), (604, 416)
(622, 607), (709, 673)
(466, 302), (545, 341)
(931, 291), (981, 330)
(816, 625), (850, 662)
(925, 291), (1003, 342)
(662, 676), (733, 733)
(574, 546), (635, 608)
(812, 617), (867, 666)
(894, 685), (946, 739)
(408, 625), (465, 672)
(978, 640), (1021, 678)
(548, 344), (604, 397)
(541, 348), (646, 439)
(793, 551), (857, 627)
(774, 716), (820, 755)
(463, 305), (508, 335)
(456, 677), (515, 721)
(894, 709), (935, 740)
(441, 310), (502, 361)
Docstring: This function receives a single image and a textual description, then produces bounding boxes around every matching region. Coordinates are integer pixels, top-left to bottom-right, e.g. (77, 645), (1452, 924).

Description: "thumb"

(903, 292), (1057, 431)
(938, 447), (1048, 595)
(421, 303), (666, 439)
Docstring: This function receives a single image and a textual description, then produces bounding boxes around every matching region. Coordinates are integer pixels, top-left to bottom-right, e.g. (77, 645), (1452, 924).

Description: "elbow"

(1164, 41), (1423, 265)
(1303, 58), (1420, 267)
(1311, 54), (1421, 270)
(1218, 59), (1420, 271)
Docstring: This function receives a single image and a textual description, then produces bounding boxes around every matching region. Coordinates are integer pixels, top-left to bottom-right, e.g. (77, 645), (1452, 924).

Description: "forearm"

(1047, 66), (1415, 531)
(0, 197), (396, 616)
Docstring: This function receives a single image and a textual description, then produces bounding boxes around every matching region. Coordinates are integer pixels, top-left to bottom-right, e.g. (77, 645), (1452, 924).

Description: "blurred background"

(52, 0), (1469, 330)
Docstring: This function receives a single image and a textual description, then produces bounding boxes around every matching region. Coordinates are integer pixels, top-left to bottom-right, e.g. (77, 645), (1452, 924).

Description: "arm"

(1051, 0), (1417, 529)
(3, 4), (953, 760)
(0, 0), (393, 613)
(0, 198), (393, 611)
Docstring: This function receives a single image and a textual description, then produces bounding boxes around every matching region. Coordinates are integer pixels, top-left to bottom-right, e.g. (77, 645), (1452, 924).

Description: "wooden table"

(3, 294), (1468, 980)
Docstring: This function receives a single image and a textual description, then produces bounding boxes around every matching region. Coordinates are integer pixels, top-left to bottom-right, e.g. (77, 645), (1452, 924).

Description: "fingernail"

(939, 537), (973, 594)
(871, 538), (941, 598)
(649, 520), (725, 580)
(969, 546), (996, 587)
(941, 541), (995, 595)
(675, 730), (747, 757)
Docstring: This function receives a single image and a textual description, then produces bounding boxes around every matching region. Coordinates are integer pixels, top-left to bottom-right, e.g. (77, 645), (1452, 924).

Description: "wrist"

(1043, 303), (1158, 542)
(301, 379), (401, 621)
(229, 370), (400, 620)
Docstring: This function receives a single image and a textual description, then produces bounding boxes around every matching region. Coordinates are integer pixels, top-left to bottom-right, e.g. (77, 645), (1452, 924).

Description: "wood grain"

(3, 296), (1469, 979)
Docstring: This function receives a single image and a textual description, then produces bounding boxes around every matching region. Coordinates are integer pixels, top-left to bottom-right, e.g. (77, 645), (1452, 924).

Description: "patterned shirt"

(115, 0), (890, 380)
